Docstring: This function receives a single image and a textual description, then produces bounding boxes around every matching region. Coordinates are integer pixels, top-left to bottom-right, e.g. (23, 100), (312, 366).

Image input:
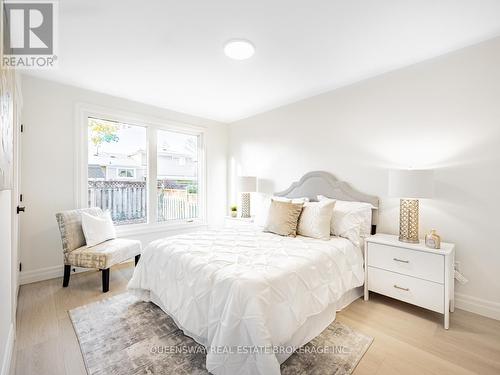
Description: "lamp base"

(399, 198), (419, 243)
(398, 236), (420, 244)
(241, 192), (251, 218)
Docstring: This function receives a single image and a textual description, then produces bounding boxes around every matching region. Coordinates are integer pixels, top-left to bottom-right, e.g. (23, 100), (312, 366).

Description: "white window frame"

(75, 103), (207, 236)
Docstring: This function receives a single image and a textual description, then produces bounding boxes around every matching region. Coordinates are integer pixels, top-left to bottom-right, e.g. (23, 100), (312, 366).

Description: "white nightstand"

(224, 216), (254, 228)
(364, 233), (455, 329)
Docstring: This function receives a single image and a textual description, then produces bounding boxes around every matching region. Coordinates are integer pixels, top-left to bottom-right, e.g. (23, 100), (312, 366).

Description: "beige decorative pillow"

(297, 200), (336, 240)
(264, 200), (304, 237)
(254, 195), (309, 228)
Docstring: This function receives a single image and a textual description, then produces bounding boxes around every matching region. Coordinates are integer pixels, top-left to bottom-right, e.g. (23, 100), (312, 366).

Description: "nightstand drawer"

(368, 267), (444, 313)
(367, 242), (444, 283)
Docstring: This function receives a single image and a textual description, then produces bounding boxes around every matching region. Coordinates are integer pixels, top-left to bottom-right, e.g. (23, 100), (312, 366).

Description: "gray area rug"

(69, 293), (373, 375)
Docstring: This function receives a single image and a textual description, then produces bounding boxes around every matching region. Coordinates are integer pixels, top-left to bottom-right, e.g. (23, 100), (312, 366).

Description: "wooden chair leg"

(63, 265), (71, 287)
(102, 268), (110, 293)
(135, 254), (141, 266)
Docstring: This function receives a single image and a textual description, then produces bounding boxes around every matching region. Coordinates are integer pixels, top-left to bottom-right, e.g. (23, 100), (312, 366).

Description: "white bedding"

(127, 227), (364, 375)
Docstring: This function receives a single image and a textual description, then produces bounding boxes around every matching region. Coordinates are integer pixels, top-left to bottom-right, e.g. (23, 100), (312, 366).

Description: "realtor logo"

(2, 1), (58, 69)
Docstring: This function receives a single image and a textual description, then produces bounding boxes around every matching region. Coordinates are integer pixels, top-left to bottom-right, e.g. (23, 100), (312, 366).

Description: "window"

(87, 118), (147, 225)
(117, 168), (136, 178)
(157, 130), (199, 222)
(78, 106), (205, 231)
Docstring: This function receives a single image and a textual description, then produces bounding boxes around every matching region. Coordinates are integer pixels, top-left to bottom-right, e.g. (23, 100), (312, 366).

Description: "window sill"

(116, 221), (207, 237)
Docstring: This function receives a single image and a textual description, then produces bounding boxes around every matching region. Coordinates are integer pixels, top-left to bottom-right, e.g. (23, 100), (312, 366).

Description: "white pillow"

(253, 194), (309, 228)
(317, 195), (373, 246)
(297, 200), (335, 240)
(81, 211), (116, 247)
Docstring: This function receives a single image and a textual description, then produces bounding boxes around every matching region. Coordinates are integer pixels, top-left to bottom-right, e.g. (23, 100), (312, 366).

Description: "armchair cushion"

(81, 211), (116, 247)
(56, 208), (103, 253)
(65, 238), (141, 269)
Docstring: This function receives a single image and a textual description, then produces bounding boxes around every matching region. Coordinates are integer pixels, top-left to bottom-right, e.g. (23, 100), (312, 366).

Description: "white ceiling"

(27, 0), (500, 122)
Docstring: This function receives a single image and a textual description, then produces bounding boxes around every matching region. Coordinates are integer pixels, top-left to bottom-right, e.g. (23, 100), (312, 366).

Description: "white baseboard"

(19, 260), (135, 285)
(455, 292), (500, 321)
(1, 323), (14, 375)
(19, 265), (64, 285)
(19, 264), (90, 285)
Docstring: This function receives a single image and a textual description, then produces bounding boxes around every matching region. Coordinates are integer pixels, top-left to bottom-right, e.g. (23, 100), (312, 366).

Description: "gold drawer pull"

(393, 258), (409, 263)
(394, 284), (410, 291)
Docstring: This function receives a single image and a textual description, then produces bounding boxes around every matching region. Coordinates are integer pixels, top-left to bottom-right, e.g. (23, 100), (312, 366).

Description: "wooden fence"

(88, 180), (198, 225)
(157, 188), (198, 222)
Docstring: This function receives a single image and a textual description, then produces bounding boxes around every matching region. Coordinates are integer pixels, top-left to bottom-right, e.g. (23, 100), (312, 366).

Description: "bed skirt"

(149, 285), (363, 364)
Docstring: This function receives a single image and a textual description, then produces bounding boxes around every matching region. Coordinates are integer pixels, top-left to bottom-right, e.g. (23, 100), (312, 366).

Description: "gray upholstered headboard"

(274, 171), (379, 234)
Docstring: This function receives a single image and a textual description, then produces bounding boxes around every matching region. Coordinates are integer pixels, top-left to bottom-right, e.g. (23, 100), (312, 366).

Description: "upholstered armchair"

(55, 208), (141, 292)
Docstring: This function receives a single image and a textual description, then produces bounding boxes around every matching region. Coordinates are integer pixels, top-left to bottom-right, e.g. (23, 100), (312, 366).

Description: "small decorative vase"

(231, 211), (237, 218)
(425, 229), (441, 249)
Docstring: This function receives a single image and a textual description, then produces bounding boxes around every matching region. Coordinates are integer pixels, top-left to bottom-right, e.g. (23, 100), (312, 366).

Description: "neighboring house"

(88, 149), (197, 182)
(157, 150), (197, 180)
(88, 152), (146, 181)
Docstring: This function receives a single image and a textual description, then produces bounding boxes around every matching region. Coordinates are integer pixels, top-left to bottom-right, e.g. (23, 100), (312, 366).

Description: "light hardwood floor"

(13, 262), (500, 375)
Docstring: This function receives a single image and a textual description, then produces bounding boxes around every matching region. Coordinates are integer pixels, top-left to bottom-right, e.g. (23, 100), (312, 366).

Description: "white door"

(11, 75), (23, 318)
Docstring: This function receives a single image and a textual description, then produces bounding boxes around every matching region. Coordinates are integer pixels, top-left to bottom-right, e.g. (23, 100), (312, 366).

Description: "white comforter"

(128, 227), (364, 375)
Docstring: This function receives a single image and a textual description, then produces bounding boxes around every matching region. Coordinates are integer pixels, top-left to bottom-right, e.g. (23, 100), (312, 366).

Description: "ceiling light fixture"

(224, 39), (255, 60)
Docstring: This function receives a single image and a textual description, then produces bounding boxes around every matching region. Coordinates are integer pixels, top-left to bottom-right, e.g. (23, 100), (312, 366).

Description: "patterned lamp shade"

(389, 170), (434, 243)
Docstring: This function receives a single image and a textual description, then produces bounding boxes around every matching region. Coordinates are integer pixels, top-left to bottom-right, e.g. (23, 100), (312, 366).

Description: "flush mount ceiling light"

(224, 39), (255, 60)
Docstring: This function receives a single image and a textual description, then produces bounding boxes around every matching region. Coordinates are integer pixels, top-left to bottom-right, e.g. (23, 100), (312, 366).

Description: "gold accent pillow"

(264, 200), (304, 237)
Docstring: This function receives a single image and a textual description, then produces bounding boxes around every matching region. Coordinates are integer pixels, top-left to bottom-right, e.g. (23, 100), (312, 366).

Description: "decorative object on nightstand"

(388, 169), (434, 243)
(230, 205), (238, 218)
(425, 229), (441, 249)
(364, 234), (455, 329)
(238, 176), (257, 218)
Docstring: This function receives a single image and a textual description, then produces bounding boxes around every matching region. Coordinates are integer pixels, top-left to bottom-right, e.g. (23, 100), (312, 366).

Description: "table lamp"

(238, 176), (257, 218)
(388, 169), (434, 243)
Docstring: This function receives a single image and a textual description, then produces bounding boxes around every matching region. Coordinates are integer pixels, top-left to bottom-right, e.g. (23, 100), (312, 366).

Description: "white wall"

(20, 75), (228, 283)
(229, 37), (500, 319)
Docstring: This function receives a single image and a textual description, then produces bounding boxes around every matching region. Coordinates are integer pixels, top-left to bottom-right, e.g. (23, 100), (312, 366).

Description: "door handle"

(17, 206), (25, 214)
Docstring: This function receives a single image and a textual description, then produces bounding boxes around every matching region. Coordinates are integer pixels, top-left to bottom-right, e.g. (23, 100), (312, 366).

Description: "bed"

(128, 171), (378, 375)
